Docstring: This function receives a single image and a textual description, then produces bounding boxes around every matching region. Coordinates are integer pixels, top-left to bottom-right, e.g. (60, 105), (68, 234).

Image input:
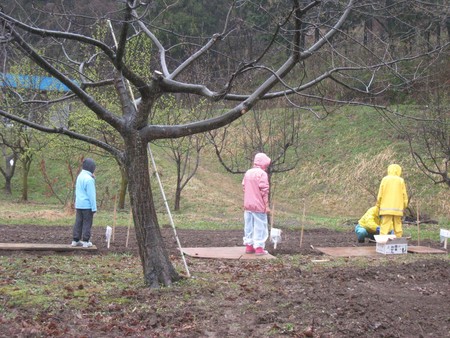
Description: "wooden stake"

(125, 209), (132, 248)
(112, 194), (117, 242)
(300, 200), (305, 248)
(270, 202), (279, 249)
(270, 202), (274, 230)
(416, 201), (420, 246)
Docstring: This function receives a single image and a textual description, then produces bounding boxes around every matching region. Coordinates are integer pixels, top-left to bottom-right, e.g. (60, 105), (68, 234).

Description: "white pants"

(243, 211), (268, 249)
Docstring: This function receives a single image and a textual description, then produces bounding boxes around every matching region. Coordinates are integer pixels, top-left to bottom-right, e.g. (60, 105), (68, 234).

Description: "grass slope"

(1, 106), (448, 229)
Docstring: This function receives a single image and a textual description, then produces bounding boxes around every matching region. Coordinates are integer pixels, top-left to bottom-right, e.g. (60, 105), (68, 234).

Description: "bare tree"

(0, 0), (448, 287)
(0, 118), (48, 199)
(153, 95), (208, 211)
(0, 136), (17, 194)
(407, 105), (449, 188)
(375, 52), (450, 188)
(406, 46), (450, 188)
(208, 105), (301, 199)
(161, 134), (205, 211)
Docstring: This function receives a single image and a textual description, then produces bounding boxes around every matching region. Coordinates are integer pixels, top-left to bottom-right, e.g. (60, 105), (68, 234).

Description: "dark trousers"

(73, 209), (94, 242)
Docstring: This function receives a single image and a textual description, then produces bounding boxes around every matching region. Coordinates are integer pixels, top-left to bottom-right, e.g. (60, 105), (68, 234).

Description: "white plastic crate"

(374, 235), (408, 255)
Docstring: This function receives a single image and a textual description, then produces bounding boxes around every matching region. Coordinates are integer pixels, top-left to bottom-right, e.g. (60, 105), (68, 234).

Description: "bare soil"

(1, 224), (449, 337)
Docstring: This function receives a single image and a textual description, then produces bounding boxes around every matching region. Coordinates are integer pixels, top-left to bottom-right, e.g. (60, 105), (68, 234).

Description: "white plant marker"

(105, 226), (112, 249)
(440, 229), (450, 250)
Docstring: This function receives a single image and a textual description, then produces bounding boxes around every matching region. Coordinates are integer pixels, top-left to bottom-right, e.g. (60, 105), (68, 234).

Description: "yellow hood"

(387, 164), (402, 177)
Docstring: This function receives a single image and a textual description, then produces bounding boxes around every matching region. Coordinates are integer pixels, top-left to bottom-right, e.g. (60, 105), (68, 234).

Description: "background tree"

(0, 128), (17, 195)
(406, 41), (449, 188)
(153, 95), (208, 211)
(0, 65), (54, 199)
(408, 108), (449, 187)
(208, 103), (301, 203)
(400, 88), (449, 188)
(0, 0), (448, 287)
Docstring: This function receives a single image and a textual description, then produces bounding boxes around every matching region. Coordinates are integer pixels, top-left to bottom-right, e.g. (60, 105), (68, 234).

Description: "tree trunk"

(22, 165), (28, 200)
(125, 136), (180, 288)
(118, 166), (128, 209)
(446, 16), (450, 37)
(174, 160), (182, 211)
(364, 18), (373, 46)
(174, 186), (181, 211)
(2, 153), (15, 195)
(435, 22), (441, 48)
(21, 156), (32, 201)
(4, 177), (12, 195)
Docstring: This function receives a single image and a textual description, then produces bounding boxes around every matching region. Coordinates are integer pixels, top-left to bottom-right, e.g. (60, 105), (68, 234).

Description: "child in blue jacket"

(71, 158), (97, 248)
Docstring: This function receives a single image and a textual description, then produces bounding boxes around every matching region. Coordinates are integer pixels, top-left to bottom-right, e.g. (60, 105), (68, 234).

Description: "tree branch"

(0, 108), (122, 159)
(6, 26), (125, 131)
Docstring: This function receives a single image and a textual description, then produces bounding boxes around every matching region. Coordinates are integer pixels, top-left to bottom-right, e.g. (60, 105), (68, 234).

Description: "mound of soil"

(0, 224), (449, 337)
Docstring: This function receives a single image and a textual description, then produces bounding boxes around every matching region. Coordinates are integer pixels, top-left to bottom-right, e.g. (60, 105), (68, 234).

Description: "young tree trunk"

(118, 166), (128, 209)
(174, 160), (182, 211)
(4, 177), (12, 195)
(364, 18), (373, 46)
(2, 153), (15, 195)
(174, 185), (181, 211)
(22, 165), (28, 200)
(21, 156), (32, 201)
(124, 136), (180, 288)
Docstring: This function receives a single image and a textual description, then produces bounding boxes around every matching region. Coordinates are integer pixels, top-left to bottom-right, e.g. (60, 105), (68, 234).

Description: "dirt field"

(1, 224), (449, 337)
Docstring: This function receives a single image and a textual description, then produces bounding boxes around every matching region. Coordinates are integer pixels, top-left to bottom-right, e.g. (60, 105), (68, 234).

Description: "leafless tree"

(208, 104), (301, 199)
(153, 95), (208, 211)
(408, 106), (449, 188)
(0, 0), (448, 287)
(0, 104), (48, 200)
(375, 55), (449, 189)
(0, 138), (17, 195)
(162, 134), (205, 211)
(406, 49), (450, 188)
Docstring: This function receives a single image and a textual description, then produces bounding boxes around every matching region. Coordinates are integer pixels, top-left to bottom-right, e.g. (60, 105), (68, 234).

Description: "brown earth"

(0, 224), (449, 337)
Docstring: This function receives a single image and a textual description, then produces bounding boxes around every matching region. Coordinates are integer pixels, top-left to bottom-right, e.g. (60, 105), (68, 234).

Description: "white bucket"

(270, 228), (282, 249)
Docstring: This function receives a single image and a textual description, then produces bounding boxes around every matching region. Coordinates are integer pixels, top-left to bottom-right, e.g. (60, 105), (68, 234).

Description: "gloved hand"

(376, 227), (380, 234)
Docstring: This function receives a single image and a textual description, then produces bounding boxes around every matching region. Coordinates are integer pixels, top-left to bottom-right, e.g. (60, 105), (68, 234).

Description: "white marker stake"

(105, 226), (112, 249)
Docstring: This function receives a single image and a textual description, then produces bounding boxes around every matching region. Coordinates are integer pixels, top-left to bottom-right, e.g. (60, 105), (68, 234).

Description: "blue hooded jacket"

(75, 158), (97, 212)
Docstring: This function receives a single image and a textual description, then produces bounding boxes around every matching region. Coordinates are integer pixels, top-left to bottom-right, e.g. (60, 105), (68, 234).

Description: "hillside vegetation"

(1, 106), (449, 228)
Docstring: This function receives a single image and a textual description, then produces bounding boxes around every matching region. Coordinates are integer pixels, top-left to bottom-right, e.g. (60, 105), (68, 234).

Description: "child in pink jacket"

(242, 153), (271, 255)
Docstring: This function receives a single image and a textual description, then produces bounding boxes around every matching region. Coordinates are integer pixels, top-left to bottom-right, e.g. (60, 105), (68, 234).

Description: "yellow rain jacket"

(376, 164), (408, 216)
(358, 206), (380, 234)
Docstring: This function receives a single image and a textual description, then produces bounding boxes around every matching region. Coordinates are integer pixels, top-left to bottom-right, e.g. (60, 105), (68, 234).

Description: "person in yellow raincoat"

(355, 206), (394, 243)
(355, 206), (381, 243)
(376, 164), (408, 238)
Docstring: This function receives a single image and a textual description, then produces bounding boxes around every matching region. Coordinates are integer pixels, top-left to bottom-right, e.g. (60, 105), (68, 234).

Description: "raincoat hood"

(387, 164), (402, 177)
(253, 153), (271, 171)
(82, 158), (96, 174)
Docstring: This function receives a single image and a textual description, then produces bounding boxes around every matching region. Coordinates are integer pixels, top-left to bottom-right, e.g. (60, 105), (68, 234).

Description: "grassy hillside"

(277, 106), (449, 222)
(1, 106), (449, 229)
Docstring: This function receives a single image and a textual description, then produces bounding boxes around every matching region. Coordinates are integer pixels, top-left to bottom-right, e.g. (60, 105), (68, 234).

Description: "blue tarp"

(0, 73), (72, 92)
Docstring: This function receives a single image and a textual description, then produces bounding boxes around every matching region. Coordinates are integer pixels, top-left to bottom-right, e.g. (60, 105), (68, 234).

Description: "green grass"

(0, 254), (146, 313)
(0, 201), (133, 227)
(403, 222), (448, 243)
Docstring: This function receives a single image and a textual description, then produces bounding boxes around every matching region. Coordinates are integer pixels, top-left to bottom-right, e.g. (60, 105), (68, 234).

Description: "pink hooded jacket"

(242, 153), (271, 213)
